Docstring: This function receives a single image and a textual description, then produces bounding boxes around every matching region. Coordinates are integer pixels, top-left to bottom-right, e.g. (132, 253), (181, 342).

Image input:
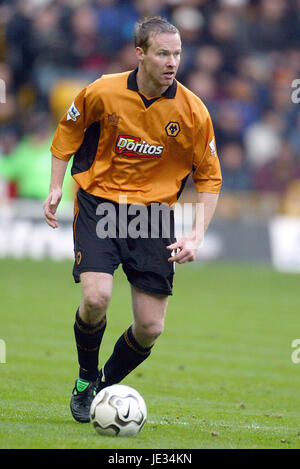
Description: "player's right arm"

(43, 155), (69, 228)
(44, 80), (103, 228)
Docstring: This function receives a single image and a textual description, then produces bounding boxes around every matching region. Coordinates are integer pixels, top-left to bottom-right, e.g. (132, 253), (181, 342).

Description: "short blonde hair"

(134, 16), (180, 52)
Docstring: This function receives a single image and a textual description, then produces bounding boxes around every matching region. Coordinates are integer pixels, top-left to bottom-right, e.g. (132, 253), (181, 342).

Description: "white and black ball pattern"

(90, 385), (147, 437)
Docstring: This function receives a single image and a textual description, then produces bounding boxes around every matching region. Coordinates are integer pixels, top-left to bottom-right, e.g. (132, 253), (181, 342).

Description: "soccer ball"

(90, 384), (147, 437)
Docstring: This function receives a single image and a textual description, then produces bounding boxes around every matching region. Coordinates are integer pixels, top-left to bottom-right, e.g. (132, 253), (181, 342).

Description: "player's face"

(138, 32), (182, 92)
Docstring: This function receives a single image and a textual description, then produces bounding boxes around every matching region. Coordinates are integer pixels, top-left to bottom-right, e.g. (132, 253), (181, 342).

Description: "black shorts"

(72, 189), (176, 295)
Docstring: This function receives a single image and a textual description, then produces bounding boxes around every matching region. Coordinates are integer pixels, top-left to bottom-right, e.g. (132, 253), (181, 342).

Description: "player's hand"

(166, 234), (201, 264)
(43, 188), (62, 229)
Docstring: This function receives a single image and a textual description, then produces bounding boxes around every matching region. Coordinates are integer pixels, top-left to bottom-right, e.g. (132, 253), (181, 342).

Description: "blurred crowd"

(0, 0), (300, 203)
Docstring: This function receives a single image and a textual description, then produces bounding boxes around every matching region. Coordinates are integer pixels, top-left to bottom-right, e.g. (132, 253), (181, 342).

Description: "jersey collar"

(127, 68), (177, 99)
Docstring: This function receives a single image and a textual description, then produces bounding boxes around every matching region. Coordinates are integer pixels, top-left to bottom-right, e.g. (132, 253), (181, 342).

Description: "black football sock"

(74, 308), (107, 382)
(97, 325), (152, 390)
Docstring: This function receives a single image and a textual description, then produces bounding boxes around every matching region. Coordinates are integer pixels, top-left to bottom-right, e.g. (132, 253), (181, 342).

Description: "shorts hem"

(73, 267), (116, 283)
(128, 280), (173, 296)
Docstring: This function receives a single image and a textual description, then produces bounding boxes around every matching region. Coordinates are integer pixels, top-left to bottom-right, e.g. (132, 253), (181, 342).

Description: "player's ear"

(135, 46), (144, 62)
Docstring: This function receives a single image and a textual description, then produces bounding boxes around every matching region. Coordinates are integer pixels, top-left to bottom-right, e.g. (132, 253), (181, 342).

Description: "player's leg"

(75, 272), (113, 379)
(71, 271), (113, 423)
(96, 285), (168, 392)
(70, 190), (121, 421)
(131, 285), (168, 347)
(95, 213), (175, 393)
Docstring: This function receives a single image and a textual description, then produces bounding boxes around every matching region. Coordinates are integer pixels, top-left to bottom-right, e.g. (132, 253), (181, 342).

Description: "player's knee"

(83, 290), (111, 317)
(137, 320), (164, 341)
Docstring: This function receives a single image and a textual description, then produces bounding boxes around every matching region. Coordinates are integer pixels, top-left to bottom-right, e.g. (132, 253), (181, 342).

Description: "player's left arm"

(167, 192), (219, 264)
(167, 105), (222, 264)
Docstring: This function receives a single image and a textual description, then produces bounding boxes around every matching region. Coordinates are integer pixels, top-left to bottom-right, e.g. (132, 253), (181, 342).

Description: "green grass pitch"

(0, 258), (300, 449)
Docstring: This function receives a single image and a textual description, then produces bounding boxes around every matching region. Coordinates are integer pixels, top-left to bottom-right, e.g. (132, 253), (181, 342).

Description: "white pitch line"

(147, 419), (189, 426)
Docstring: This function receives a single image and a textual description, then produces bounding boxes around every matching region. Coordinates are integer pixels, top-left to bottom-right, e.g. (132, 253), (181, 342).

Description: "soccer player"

(44, 16), (222, 423)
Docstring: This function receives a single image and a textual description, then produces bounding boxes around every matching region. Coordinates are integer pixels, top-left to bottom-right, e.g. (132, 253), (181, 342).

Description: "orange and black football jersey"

(51, 69), (222, 205)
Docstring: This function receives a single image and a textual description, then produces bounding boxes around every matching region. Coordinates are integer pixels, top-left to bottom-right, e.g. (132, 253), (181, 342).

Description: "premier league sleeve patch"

(209, 136), (216, 156)
(67, 101), (81, 122)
